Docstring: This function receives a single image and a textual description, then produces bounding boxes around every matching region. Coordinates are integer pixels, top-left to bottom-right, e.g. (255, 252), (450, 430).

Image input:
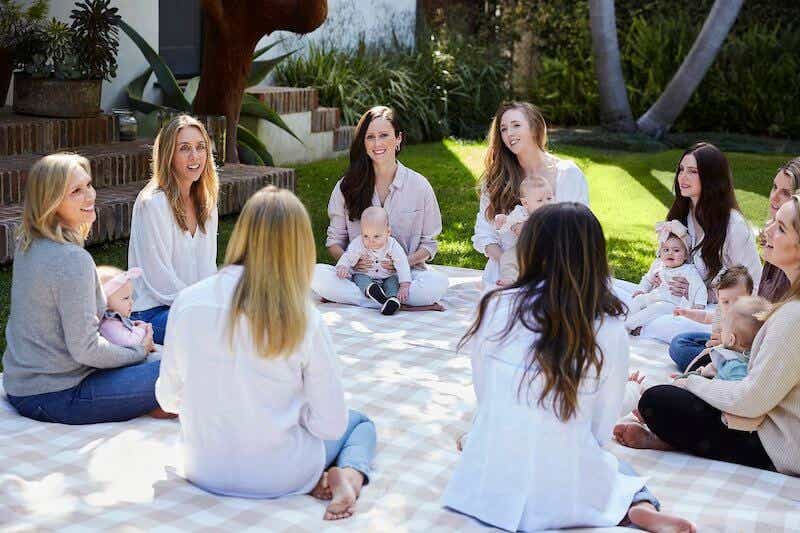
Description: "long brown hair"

(769, 194), (800, 317)
(148, 114), (219, 233)
(459, 203), (626, 421)
(340, 106), (401, 221)
(666, 142), (739, 282)
(478, 101), (548, 220)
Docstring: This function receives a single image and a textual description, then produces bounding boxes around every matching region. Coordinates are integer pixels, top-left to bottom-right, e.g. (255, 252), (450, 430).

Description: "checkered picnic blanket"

(1, 265), (799, 532)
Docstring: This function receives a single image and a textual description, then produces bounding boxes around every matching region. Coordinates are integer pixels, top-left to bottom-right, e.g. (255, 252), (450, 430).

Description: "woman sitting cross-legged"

(615, 193), (800, 476)
(156, 186), (376, 520)
(3, 153), (165, 424)
(442, 202), (694, 532)
(312, 105), (449, 310)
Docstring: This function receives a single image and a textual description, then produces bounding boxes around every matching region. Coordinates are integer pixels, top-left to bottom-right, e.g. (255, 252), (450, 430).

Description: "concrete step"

(0, 163), (296, 264)
(245, 86), (319, 115)
(0, 139), (152, 205)
(0, 108), (116, 157)
(311, 107), (341, 133)
(333, 125), (356, 152)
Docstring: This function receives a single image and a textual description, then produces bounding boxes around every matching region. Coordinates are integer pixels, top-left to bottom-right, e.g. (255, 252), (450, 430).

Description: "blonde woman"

(129, 115), (219, 344)
(472, 102), (589, 288)
(156, 186), (376, 520)
(2, 153), (164, 425)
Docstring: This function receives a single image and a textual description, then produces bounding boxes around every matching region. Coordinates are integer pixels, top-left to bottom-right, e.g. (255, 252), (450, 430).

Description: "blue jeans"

(352, 273), (399, 298)
(669, 331), (711, 372)
(619, 460), (660, 511)
(131, 305), (170, 345)
(7, 360), (161, 425)
(323, 410), (376, 483)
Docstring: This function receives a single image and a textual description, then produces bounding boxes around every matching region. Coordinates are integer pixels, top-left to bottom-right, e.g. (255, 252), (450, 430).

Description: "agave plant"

(118, 20), (299, 166)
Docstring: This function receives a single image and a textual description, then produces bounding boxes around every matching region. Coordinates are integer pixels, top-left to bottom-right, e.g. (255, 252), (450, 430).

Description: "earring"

(395, 144), (400, 152)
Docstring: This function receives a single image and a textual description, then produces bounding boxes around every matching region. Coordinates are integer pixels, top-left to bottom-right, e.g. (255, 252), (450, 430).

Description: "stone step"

(333, 125), (356, 152)
(245, 86), (319, 115)
(0, 108), (116, 157)
(0, 163), (296, 264)
(311, 107), (341, 133)
(0, 139), (152, 206)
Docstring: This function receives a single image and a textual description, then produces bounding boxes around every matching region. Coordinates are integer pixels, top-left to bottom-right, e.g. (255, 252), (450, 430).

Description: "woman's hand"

(650, 272), (662, 288)
(485, 243), (503, 261)
(380, 257), (397, 273)
(511, 222), (523, 237)
(667, 275), (690, 298)
(335, 265), (351, 279)
(353, 252), (373, 273)
(140, 323), (155, 353)
(706, 332), (722, 348)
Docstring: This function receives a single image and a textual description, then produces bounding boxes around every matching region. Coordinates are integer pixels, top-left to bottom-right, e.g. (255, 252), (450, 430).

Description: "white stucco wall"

(9, 0), (159, 111)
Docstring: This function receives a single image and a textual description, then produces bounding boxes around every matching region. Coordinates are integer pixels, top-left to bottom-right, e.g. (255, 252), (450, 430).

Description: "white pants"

(624, 299), (676, 331)
(312, 264), (449, 309)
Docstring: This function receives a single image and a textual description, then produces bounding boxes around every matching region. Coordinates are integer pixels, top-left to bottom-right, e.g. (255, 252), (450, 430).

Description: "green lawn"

(0, 140), (788, 356)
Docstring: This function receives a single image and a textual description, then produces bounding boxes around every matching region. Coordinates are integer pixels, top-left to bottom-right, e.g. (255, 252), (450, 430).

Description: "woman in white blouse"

(614, 143), (761, 345)
(472, 102), (589, 288)
(443, 202), (694, 532)
(129, 115), (219, 344)
(312, 106), (449, 310)
(156, 187), (376, 520)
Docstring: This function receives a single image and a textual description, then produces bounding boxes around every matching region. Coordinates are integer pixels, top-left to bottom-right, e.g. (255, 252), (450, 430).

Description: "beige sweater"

(685, 299), (800, 475)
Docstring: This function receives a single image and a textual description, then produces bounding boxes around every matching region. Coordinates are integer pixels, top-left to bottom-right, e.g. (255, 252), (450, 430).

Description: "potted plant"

(12, 0), (121, 118)
(0, 0), (48, 105)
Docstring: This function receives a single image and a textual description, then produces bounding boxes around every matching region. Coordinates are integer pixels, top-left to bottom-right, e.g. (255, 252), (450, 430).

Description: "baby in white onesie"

(335, 206), (412, 315)
(494, 176), (554, 287)
(625, 220), (707, 333)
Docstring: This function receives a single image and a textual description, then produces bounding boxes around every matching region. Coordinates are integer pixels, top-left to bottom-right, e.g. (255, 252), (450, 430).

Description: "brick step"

(333, 125), (356, 152)
(0, 163), (296, 264)
(245, 86), (319, 115)
(311, 107), (341, 133)
(0, 139), (153, 206)
(0, 108), (116, 156)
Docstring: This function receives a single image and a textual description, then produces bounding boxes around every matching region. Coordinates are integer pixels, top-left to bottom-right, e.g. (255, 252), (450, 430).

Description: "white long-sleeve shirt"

(156, 265), (348, 498)
(128, 187), (218, 311)
(637, 261), (708, 307)
(442, 289), (646, 531)
(336, 236), (412, 283)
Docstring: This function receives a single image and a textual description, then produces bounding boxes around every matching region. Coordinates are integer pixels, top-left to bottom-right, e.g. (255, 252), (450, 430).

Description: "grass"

(0, 140), (788, 357)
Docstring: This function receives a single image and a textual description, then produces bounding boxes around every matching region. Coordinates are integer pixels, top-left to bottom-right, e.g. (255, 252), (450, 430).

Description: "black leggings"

(638, 385), (776, 471)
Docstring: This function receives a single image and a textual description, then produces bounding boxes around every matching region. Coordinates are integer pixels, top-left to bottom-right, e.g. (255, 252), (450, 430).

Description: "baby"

(690, 296), (769, 381)
(625, 220), (707, 333)
(494, 176), (554, 287)
(97, 266), (153, 349)
(335, 206), (411, 316)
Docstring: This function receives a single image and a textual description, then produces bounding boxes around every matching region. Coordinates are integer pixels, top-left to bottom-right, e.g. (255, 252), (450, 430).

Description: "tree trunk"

(588, 0), (635, 132)
(637, 0), (743, 138)
(511, 24), (536, 98)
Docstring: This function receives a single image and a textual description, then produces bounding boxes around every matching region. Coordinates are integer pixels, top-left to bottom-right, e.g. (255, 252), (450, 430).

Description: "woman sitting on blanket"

(615, 193), (800, 476)
(613, 142), (761, 344)
(156, 186), (376, 520)
(472, 101), (589, 289)
(312, 105), (449, 310)
(669, 156), (800, 370)
(3, 153), (166, 424)
(442, 202), (695, 532)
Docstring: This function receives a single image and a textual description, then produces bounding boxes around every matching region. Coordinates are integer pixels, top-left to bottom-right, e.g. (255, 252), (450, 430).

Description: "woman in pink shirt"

(312, 106), (449, 309)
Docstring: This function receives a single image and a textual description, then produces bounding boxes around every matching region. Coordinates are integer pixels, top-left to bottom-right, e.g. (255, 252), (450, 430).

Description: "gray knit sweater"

(2, 238), (147, 397)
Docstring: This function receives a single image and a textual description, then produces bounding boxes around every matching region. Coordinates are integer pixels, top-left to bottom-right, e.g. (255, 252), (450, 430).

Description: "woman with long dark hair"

(443, 203), (694, 532)
(312, 106), (448, 309)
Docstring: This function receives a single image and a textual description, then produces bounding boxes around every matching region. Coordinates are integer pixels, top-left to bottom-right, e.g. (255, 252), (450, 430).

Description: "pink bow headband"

(102, 267), (142, 297)
(655, 220), (691, 254)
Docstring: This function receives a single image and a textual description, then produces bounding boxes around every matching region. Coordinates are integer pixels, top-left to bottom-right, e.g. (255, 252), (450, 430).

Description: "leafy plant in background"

(0, 0), (48, 68)
(118, 20), (298, 166)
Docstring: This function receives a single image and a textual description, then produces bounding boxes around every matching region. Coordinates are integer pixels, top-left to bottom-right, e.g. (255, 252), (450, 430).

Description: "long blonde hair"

(19, 153), (92, 250)
(479, 102), (549, 220)
(224, 186), (316, 358)
(148, 115), (219, 233)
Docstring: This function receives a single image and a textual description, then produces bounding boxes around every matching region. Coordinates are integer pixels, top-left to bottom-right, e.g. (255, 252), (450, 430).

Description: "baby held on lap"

(494, 176), (554, 287)
(97, 266), (155, 354)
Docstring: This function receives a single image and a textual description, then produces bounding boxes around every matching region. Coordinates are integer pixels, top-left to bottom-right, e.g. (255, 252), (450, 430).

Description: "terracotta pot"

(0, 48), (11, 105)
(12, 73), (102, 117)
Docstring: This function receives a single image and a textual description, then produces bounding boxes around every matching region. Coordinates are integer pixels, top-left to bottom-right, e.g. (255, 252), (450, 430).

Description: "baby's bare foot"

(628, 502), (696, 532)
(310, 472), (332, 500)
(613, 423), (673, 451)
(323, 467), (363, 520)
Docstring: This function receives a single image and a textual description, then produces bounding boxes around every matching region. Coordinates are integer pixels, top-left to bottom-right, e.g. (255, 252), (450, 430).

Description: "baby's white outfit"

(625, 261), (707, 331)
(498, 205), (528, 282)
(336, 236), (412, 283)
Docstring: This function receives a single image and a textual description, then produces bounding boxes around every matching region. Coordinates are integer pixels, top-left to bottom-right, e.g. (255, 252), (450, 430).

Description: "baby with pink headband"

(97, 266), (154, 350)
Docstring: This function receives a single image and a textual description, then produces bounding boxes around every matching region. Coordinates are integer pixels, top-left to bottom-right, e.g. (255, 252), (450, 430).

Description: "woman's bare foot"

(310, 472), (332, 500)
(400, 302), (446, 312)
(628, 502), (696, 532)
(613, 423), (673, 451)
(147, 406), (177, 419)
(323, 467), (364, 520)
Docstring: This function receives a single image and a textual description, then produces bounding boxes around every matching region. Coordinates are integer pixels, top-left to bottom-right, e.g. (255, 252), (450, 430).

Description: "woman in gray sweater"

(2, 153), (164, 424)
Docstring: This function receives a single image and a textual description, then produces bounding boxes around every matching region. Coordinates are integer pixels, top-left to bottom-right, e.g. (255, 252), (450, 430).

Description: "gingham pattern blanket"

(1, 266), (799, 532)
